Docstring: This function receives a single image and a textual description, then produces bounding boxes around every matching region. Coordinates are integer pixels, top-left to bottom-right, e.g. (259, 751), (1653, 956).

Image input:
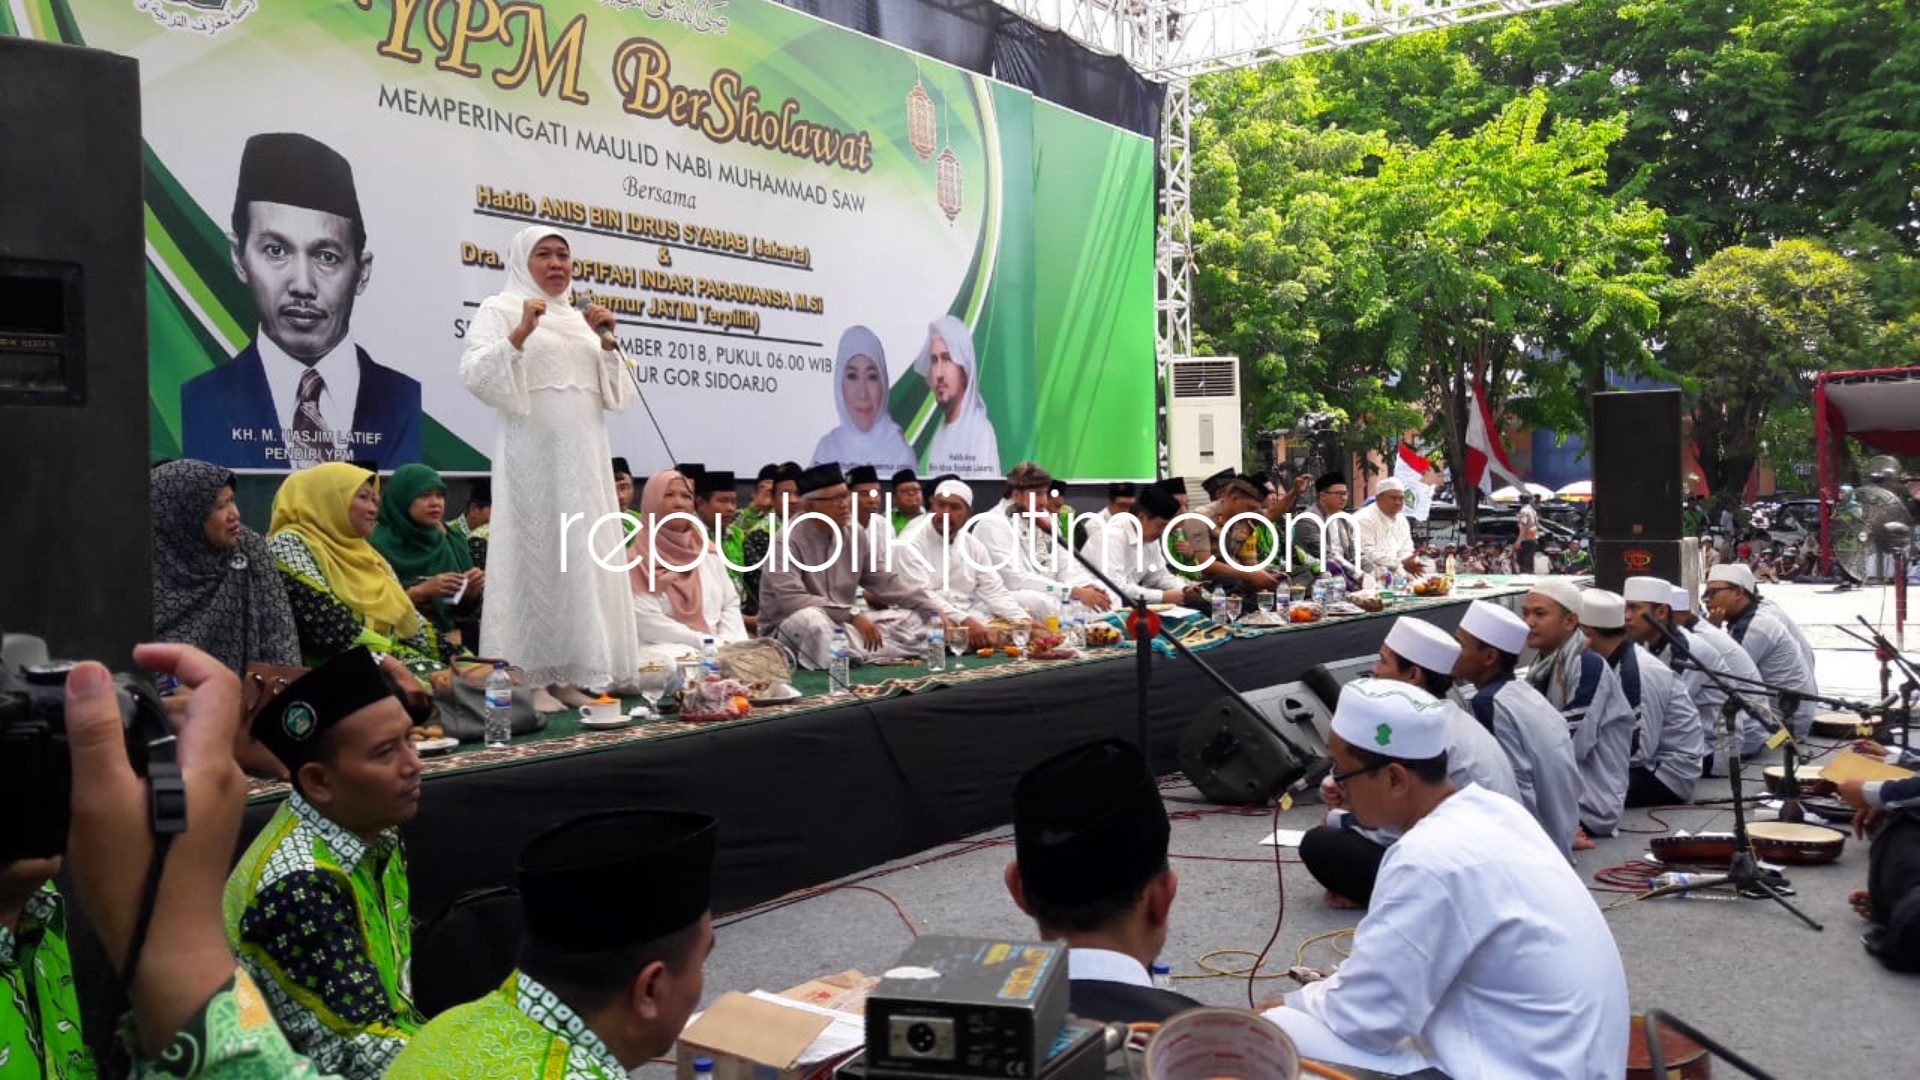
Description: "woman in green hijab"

(372, 464), (483, 649)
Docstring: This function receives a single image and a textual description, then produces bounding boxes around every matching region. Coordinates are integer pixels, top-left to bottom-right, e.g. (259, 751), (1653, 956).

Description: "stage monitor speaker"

(1177, 693), (1316, 805)
(1593, 540), (1683, 593)
(1592, 390), (1684, 585)
(0, 39), (148, 664)
(1302, 655), (1377, 714)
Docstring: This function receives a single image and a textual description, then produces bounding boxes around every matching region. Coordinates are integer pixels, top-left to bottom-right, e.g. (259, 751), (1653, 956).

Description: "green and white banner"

(4, 0), (1156, 479)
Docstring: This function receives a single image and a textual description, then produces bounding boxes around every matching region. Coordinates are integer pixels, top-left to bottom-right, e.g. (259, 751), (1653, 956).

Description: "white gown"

(1269, 784), (1630, 1079)
(461, 227), (641, 689)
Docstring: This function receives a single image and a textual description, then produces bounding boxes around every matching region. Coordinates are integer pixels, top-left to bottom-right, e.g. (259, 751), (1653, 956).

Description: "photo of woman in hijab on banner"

(809, 324), (916, 474)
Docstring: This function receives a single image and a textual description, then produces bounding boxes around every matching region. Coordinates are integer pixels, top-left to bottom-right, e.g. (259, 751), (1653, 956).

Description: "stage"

(240, 585), (1526, 919)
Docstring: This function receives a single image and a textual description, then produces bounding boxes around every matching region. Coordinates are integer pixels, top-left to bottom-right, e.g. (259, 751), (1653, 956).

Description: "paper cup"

(1143, 1007), (1300, 1080)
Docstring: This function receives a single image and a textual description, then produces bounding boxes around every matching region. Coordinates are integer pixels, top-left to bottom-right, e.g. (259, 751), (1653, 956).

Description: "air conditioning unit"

(1167, 356), (1242, 486)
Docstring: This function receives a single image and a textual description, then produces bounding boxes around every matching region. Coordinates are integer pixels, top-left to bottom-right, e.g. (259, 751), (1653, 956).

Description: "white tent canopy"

(1489, 482), (1556, 502)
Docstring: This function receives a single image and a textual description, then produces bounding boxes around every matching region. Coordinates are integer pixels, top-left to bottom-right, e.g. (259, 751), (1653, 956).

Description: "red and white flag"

(1393, 443), (1443, 521)
(1464, 379), (1522, 495)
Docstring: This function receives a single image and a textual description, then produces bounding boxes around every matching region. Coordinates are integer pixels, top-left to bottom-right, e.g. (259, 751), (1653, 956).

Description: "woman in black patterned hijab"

(151, 459), (301, 672)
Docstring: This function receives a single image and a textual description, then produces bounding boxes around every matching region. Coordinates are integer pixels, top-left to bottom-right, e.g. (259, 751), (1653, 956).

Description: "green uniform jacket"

(386, 972), (628, 1080)
(1, 883), (93, 1079)
(222, 796), (422, 1079)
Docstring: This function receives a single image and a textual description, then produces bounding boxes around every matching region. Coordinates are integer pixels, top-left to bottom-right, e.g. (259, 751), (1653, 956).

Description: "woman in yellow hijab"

(267, 462), (449, 666)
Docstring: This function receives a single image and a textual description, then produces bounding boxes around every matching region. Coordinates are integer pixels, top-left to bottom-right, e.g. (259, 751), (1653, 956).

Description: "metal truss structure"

(993, 1), (1576, 453)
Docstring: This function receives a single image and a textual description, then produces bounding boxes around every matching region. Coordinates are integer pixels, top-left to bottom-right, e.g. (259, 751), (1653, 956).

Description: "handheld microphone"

(572, 293), (620, 350)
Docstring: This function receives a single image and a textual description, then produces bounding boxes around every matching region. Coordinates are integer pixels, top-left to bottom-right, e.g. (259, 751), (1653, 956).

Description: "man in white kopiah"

(1263, 679), (1629, 1079)
(1299, 617), (1519, 908)
(896, 477), (1027, 650)
(1703, 562), (1819, 740)
(1521, 579), (1636, 844)
(1579, 587), (1707, 807)
(1090, 484), (1203, 608)
(1634, 581), (1769, 765)
(1452, 600), (1582, 859)
(966, 462), (1112, 620)
(1349, 477), (1423, 579)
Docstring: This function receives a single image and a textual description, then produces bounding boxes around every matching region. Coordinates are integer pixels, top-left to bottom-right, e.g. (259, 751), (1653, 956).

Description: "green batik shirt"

(1, 883), (93, 1079)
(134, 970), (337, 1080)
(385, 971), (627, 1080)
(221, 795), (422, 1079)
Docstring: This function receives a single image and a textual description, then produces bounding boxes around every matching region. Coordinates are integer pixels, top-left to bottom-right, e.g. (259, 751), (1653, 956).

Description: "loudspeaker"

(1592, 391), (1684, 584)
(1302, 655), (1377, 713)
(1593, 540), (1683, 593)
(1177, 693), (1315, 805)
(0, 40), (148, 663)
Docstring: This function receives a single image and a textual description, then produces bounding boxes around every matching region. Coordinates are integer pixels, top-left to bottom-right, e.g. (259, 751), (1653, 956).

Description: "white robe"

(967, 503), (1097, 599)
(1270, 784), (1629, 1080)
(1527, 642), (1637, 836)
(1618, 644), (1706, 802)
(1088, 515), (1184, 606)
(1465, 679), (1582, 859)
(1350, 503), (1415, 576)
(1664, 622), (1769, 759)
(1728, 603), (1819, 739)
(895, 517), (1028, 624)
(631, 553), (748, 650)
(462, 227), (641, 690)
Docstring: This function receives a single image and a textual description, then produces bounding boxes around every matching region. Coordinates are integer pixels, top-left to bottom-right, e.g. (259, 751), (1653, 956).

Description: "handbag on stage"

(717, 637), (795, 691)
(431, 657), (545, 743)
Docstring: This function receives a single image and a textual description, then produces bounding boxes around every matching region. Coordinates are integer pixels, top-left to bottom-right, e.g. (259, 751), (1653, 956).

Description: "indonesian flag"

(1394, 443), (1443, 521)
(1464, 379), (1522, 495)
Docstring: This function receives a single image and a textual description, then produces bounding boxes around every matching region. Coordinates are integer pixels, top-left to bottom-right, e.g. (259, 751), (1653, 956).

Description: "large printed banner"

(3, 0), (1156, 479)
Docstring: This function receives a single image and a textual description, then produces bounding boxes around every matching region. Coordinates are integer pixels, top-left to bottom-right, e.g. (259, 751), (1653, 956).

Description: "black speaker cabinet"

(1302, 655), (1378, 713)
(1592, 390), (1684, 561)
(1177, 695), (1313, 805)
(1592, 540), (1683, 593)
(0, 40), (148, 663)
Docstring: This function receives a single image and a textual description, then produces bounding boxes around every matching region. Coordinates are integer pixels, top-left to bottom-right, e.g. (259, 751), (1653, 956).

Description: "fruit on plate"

(1412, 575), (1453, 597)
(1286, 602), (1324, 623)
(1085, 624), (1122, 646)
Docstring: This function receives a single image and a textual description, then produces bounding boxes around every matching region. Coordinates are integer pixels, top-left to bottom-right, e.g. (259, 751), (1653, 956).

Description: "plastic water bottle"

(483, 662), (513, 748)
(1650, 871), (1714, 895)
(926, 616), (947, 673)
(828, 627), (851, 696)
(1210, 585), (1227, 627)
(1065, 599), (1087, 650)
(698, 636), (723, 712)
(1445, 552), (1458, 577)
(1151, 964), (1173, 991)
(692, 1057), (716, 1080)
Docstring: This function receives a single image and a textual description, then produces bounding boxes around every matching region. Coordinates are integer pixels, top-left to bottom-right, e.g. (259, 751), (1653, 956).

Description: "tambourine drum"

(1627, 1014), (1711, 1079)
(1747, 821), (1846, 865)
(1762, 763), (1834, 798)
(1650, 823), (1846, 867)
(1811, 712), (1880, 740)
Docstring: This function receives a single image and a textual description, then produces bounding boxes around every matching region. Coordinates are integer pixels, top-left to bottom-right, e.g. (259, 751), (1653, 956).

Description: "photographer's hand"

(65, 644), (246, 1058)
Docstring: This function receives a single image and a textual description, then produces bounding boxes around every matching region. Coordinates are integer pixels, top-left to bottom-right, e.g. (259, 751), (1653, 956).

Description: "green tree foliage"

(1192, 70), (1665, 520)
(1664, 240), (1872, 502)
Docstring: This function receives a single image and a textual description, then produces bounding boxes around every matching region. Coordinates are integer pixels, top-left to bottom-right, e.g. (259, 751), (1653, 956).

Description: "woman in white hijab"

(460, 226), (641, 700)
(914, 315), (999, 477)
(809, 324), (915, 473)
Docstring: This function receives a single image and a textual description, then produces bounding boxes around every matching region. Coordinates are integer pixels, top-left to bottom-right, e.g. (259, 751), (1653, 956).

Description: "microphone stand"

(1837, 616), (1919, 756)
(579, 298), (679, 462)
(1055, 517), (1331, 794)
(1637, 614), (1822, 930)
(1660, 655), (1893, 824)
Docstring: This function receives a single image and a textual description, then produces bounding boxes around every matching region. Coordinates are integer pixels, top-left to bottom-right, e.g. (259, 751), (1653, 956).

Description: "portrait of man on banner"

(915, 314), (999, 478)
(181, 132), (421, 471)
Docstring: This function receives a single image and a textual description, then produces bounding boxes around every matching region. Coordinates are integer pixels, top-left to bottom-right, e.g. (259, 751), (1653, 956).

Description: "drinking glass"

(947, 620), (969, 666)
(633, 662), (674, 715)
(1224, 595), (1243, 624)
(1010, 620), (1032, 661)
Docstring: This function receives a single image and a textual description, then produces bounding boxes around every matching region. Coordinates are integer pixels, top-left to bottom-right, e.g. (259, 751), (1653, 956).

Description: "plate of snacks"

(414, 736), (458, 754)
(1285, 602), (1324, 624)
(1085, 623), (1124, 646)
(1411, 575), (1453, 597)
